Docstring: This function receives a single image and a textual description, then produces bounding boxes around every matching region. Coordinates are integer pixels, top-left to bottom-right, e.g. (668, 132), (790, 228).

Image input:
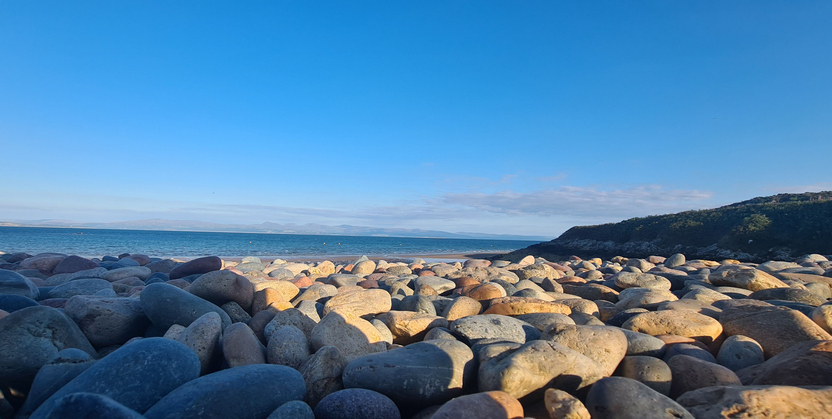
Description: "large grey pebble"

(144, 364), (305, 419)
(585, 377), (694, 419)
(0, 306), (96, 389)
(31, 338), (200, 417)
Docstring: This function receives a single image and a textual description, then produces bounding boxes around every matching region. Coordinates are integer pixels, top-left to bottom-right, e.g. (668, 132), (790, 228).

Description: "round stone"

(314, 389), (400, 419)
(716, 335), (765, 371)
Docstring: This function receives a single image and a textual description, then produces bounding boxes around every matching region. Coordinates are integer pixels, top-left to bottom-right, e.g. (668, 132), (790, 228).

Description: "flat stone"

(102, 266), (151, 282)
(0, 270), (39, 299)
(52, 256), (99, 274)
(343, 339), (475, 406)
(431, 391), (524, 419)
(658, 299), (722, 319)
(736, 340), (832, 386)
(46, 268), (109, 286)
(667, 355), (741, 398)
(299, 346), (348, 408)
(720, 304), (832, 357)
(516, 312), (574, 331)
(376, 310), (449, 344)
(450, 314), (540, 345)
(65, 296), (149, 347)
(0, 294), (39, 312)
(140, 283), (231, 331)
(34, 393), (144, 419)
(677, 385), (832, 419)
(314, 389), (400, 419)
(748, 287), (826, 306)
(709, 268), (788, 291)
(615, 288), (678, 310)
(622, 310), (723, 344)
(585, 377), (693, 419)
(478, 340), (605, 400)
(414, 276), (456, 294)
(310, 311), (387, 362)
(46, 279), (113, 299)
(663, 343), (716, 363)
(484, 297), (572, 316)
(144, 364), (305, 419)
(19, 253), (67, 272)
(614, 273), (671, 291)
(147, 260), (178, 274)
(0, 306), (96, 389)
(561, 283), (619, 303)
(169, 256), (222, 279)
(322, 289), (391, 317)
(31, 338), (199, 416)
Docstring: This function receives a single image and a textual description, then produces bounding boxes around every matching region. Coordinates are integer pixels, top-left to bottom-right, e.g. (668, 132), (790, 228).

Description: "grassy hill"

(505, 192), (832, 262)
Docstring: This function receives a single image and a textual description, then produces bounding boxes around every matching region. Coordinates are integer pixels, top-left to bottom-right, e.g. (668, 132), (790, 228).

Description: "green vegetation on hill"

(511, 192), (832, 261)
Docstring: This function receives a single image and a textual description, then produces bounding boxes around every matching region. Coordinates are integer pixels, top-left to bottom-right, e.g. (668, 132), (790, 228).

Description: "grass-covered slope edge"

(506, 192), (832, 263)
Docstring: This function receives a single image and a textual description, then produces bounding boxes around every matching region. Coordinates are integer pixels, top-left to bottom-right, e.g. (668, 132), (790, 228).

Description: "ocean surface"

(0, 227), (541, 259)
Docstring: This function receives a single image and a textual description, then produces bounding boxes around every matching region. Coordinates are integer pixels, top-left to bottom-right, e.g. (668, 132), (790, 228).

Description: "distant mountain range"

(0, 218), (548, 241)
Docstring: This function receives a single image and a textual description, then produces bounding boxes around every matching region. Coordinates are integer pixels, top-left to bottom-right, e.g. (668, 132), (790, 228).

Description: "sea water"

(0, 227), (541, 259)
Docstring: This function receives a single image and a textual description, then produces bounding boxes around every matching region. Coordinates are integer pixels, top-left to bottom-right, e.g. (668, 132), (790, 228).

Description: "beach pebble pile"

(1, 251), (832, 418)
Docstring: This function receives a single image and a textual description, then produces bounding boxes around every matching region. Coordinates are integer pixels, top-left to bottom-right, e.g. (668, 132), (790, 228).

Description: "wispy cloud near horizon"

(0, 184), (715, 236)
(439, 185), (714, 218)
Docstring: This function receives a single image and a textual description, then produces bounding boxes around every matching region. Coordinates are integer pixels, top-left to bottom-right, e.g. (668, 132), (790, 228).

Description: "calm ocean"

(0, 227), (541, 259)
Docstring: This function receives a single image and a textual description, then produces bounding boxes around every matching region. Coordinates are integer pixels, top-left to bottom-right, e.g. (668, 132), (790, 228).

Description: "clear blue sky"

(1, 1), (830, 237)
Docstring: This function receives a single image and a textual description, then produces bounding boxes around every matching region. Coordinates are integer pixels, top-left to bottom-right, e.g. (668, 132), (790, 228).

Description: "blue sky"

(1, 1), (830, 237)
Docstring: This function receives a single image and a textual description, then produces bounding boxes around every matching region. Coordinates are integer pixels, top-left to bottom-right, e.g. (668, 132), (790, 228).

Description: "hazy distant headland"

(0, 219), (548, 242)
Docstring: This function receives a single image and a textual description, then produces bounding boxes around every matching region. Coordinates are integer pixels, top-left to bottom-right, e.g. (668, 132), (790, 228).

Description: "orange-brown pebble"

(252, 288), (287, 314)
(290, 276), (314, 288)
(431, 391), (524, 419)
(452, 276), (480, 288)
(418, 270), (436, 276)
(465, 283), (503, 301)
(557, 276), (586, 285)
(484, 297), (572, 316)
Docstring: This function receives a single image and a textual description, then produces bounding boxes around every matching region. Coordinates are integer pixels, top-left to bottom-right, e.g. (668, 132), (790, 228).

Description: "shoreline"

(205, 251), (510, 263)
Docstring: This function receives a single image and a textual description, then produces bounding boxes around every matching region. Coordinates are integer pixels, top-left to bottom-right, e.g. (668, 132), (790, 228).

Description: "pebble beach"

(1, 250), (832, 419)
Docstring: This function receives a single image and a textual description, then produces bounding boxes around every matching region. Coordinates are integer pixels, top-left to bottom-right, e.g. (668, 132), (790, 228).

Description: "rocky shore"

(1, 250), (832, 418)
